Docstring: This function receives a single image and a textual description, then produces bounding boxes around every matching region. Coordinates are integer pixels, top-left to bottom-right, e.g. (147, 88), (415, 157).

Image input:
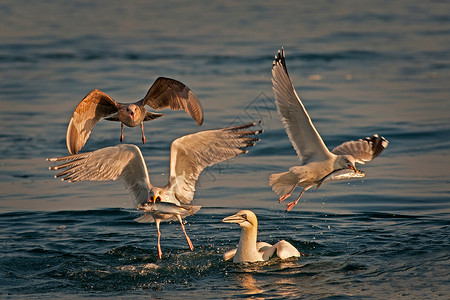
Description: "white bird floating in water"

(270, 48), (389, 211)
(48, 122), (262, 259)
(222, 210), (301, 263)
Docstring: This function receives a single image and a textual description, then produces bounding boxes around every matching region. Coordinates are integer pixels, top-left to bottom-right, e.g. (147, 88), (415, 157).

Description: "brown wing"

(140, 77), (203, 125)
(66, 89), (118, 154)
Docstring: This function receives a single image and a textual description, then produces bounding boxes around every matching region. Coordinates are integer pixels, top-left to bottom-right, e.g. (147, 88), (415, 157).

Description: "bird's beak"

(222, 213), (245, 224)
(347, 164), (359, 173)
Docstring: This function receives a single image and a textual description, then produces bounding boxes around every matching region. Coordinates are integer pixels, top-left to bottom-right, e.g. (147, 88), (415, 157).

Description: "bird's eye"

(241, 214), (247, 219)
(155, 196), (161, 202)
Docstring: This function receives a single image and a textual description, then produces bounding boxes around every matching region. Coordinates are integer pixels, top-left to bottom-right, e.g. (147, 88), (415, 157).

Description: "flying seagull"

(49, 122), (262, 258)
(66, 77), (204, 154)
(270, 48), (388, 211)
(223, 210), (301, 263)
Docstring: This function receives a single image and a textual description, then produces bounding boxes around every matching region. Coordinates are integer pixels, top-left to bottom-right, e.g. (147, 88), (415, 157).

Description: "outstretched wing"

(140, 77), (203, 125)
(47, 144), (152, 207)
(332, 134), (389, 164)
(272, 48), (332, 163)
(168, 122), (262, 204)
(66, 89), (118, 154)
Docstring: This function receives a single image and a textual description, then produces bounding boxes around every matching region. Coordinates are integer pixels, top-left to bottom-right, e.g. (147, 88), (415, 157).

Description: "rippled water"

(1, 0), (449, 298)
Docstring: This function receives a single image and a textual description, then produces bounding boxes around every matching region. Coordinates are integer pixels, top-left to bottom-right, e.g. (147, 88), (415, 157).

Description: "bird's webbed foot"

(141, 123), (146, 144)
(120, 123), (124, 143)
(286, 189), (306, 212)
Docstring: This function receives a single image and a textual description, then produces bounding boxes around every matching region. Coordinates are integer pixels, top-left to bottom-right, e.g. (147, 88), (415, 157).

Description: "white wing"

(272, 48), (332, 163)
(223, 248), (237, 261)
(167, 122), (261, 204)
(332, 134), (389, 164)
(48, 144), (151, 207)
(261, 240), (301, 261)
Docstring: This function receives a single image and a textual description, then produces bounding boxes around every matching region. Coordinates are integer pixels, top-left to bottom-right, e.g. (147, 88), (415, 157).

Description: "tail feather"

(180, 204), (202, 217)
(143, 112), (164, 121)
(182, 205), (202, 215)
(269, 171), (299, 197)
(104, 113), (120, 122)
(134, 214), (155, 223)
(134, 205), (201, 223)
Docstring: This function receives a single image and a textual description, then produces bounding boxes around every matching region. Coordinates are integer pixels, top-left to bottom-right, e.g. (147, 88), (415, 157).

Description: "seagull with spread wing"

(270, 48), (388, 211)
(48, 122), (261, 259)
(66, 77), (204, 154)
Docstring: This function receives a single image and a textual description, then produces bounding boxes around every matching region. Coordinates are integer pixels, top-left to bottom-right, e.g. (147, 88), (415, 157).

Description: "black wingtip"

(252, 120), (262, 127)
(365, 134), (389, 159)
(223, 120), (262, 132)
(273, 47), (288, 74)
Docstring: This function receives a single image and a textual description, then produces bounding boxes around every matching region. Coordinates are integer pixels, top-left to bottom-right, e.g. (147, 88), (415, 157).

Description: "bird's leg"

(279, 182), (300, 202)
(286, 189), (306, 212)
(156, 219), (162, 259)
(176, 215), (194, 251)
(120, 123), (124, 143)
(140, 122), (146, 144)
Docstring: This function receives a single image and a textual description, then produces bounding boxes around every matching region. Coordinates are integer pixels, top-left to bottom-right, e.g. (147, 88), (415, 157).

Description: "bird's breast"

(118, 109), (143, 127)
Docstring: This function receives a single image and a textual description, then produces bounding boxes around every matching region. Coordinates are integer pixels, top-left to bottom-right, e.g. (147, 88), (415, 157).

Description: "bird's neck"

(235, 226), (262, 263)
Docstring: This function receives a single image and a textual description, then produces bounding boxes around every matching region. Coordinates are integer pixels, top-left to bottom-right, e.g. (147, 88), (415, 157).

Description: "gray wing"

(47, 144), (152, 207)
(332, 134), (389, 164)
(66, 89), (118, 154)
(272, 48), (332, 163)
(139, 77), (203, 125)
(168, 122), (262, 204)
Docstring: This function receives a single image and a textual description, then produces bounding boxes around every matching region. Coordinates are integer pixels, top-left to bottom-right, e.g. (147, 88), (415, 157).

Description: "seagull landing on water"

(270, 48), (389, 211)
(222, 210), (301, 263)
(49, 122), (262, 259)
(66, 77), (204, 154)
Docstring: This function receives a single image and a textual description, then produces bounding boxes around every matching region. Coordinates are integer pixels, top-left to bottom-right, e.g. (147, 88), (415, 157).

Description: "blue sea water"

(0, 0), (449, 298)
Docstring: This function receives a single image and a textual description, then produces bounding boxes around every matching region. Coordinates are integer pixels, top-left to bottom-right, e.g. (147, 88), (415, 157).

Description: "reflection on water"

(230, 260), (310, 298)
(237, 273), (263, 296)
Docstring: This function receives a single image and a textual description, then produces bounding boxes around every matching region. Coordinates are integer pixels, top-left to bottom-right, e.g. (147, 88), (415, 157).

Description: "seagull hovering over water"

(49, 122), (262, 259)
(66, 77), (204, 154)
(223, 210), (301, 263)
(270, 48), (388, 211)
